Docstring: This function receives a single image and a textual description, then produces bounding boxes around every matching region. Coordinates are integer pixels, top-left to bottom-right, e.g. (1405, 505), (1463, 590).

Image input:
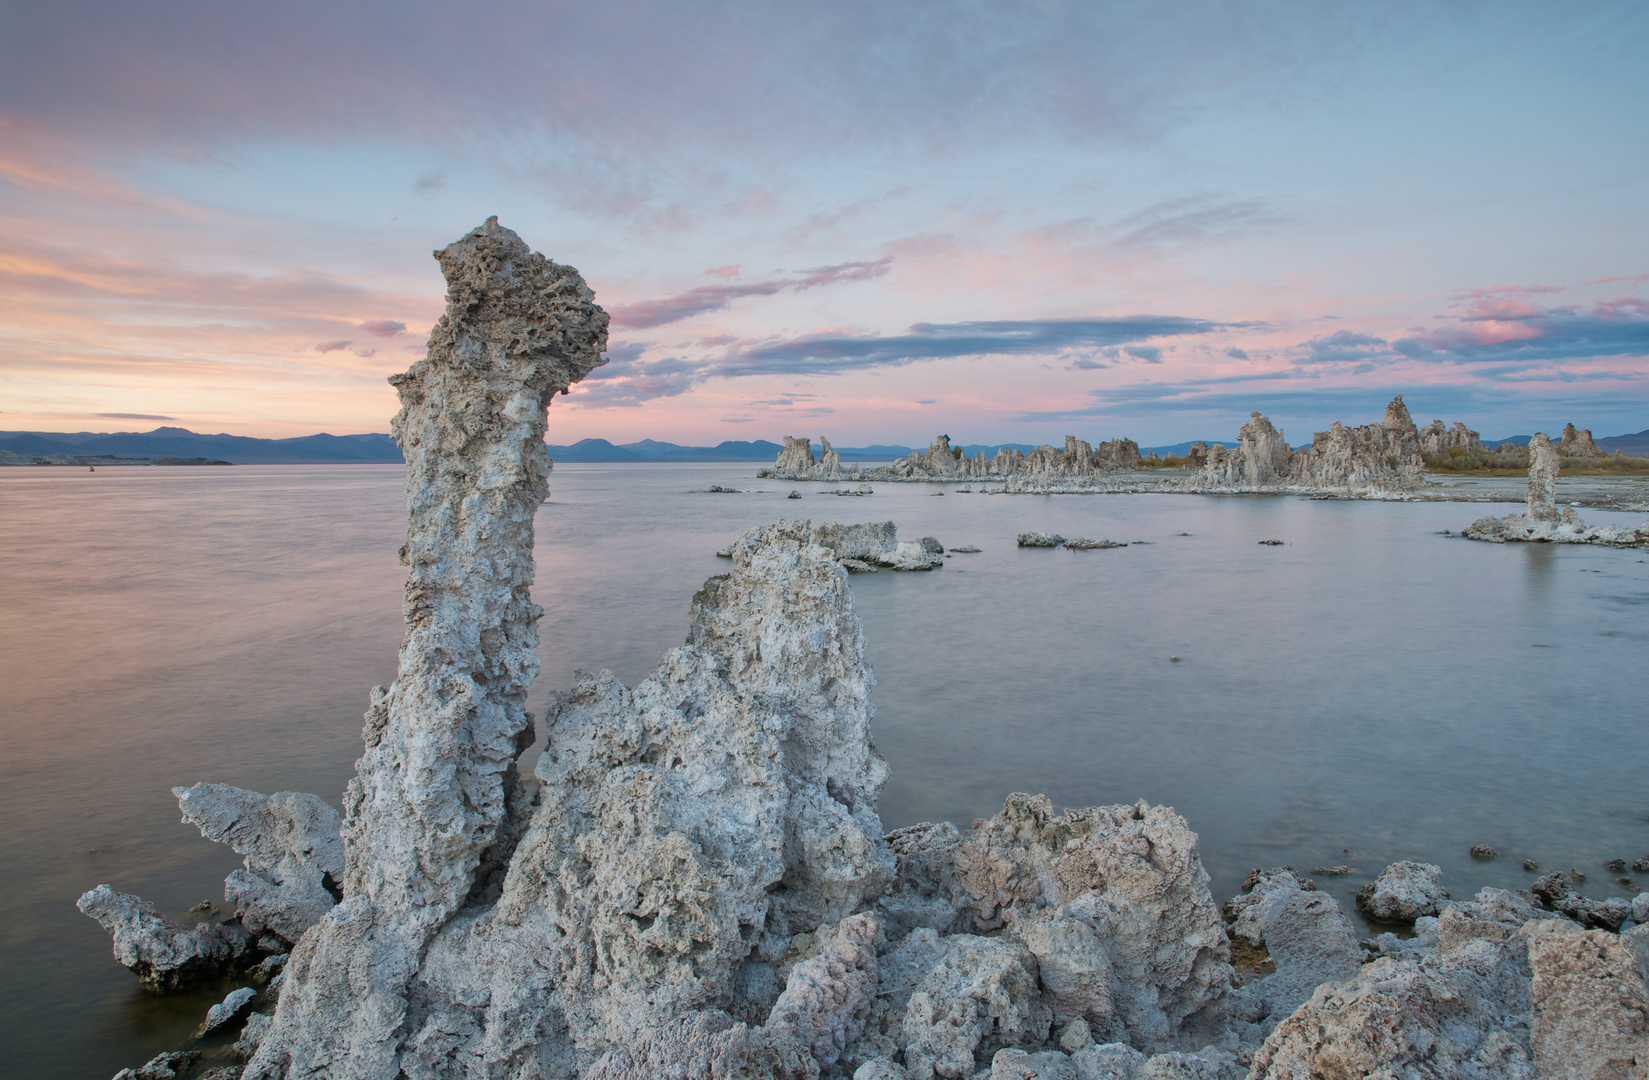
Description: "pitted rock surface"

(174, 783), (343, 942)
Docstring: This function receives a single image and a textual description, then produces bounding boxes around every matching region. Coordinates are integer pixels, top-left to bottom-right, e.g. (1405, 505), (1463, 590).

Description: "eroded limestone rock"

(902, 935), (1050, 1080)
(199, 986), (260, 1037)
(1356, 861), (1447, 923)
(953, 795), (1230, 1052)
(1559, 423), (1606, 457)
(77, 884), (252, 992)
(1528, 432), (1560, 521)
(245, 218), (608, 1079)
(1528, 924), (1649, 1078)
(174, 783), (343, 942)
(1223, 868), (1361, 1030)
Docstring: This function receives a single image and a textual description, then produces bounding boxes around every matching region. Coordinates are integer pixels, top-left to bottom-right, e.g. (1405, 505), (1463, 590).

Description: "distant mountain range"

(3, 426), (1644, 465)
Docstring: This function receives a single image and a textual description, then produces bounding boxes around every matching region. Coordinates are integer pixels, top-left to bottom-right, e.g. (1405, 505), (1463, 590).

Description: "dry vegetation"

(1423, 446), (1649, 476)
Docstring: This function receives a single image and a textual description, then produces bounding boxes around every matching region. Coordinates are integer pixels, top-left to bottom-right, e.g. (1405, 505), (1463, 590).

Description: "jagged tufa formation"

(247, 218), (609, 1077)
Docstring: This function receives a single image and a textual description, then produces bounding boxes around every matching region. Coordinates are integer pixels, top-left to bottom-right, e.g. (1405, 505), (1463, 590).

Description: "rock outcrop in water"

(770, 397), (1444, 497)
(76, 885), (253, 992)
(82, 226), (1649, 1080)
(242, 218), (610, 1078)
(1463, 432), (1648, 547)
(173, 784), (344, 944)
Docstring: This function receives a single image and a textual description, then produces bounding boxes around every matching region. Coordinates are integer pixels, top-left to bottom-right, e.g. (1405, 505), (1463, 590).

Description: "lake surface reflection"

(1, 462), (1645, 1077)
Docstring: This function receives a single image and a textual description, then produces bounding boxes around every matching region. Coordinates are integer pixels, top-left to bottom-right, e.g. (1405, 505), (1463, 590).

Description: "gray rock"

(1063, 538), (1125, 550)
(77, 884), (251, 992)
(244, 218), (609, 1079)
(1070, 1043), (1147, 1080)
(173, 783), (343, 942)
(991, 1047), (1077, 1080)
(953, 795), (1230, 1052)
(1527, 432), (1561, 521)
(198, 986), (259, 1036)
(1529, 923), (1649, 1078)
(1017, 532), (1065, 547)
(1355, 860), (1447, 923)
(111, 1051), (201, 1080)
(1634, 893), (1649, 926)
(902, 934), (1050, 1079)
(855, 1059), (909, 1080)
(1224, 867), (1361, 1028)
(236, 1012), (274, 1062)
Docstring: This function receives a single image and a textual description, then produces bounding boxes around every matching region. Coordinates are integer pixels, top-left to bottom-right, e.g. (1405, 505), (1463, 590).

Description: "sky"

(1, 0), (1647, 446)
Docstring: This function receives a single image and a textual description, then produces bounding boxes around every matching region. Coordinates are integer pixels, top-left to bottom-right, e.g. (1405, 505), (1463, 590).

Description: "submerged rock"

(77, 884), (252, 992)
(173, 783), (343, 943)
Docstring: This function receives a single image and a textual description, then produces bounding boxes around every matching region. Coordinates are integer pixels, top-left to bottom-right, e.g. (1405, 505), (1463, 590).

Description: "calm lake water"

(2, 462), (1646, 1078)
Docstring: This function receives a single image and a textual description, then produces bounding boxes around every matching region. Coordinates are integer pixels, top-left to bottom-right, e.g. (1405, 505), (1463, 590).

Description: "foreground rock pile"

(80, 223), (1649, 1080)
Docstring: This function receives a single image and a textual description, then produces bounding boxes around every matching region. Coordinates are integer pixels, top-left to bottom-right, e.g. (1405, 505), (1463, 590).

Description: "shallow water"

(1, 462), (1646, 1078)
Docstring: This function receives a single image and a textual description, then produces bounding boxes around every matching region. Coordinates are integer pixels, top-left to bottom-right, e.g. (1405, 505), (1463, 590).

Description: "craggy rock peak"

(1464, 431), (1648, 546)
(1184, 396), (1427, 495)
(1419, 419), (1482, 457)
(1559, 422), (1606, 457)
(243, 218), (610, 1077)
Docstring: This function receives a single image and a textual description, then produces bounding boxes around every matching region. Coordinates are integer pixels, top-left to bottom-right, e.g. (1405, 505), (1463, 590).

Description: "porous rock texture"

(1528, 923), (1649, 1077)
(174, 783), (344, 942)
(87, 226), (1649, 1080)
(1355, 860), (1447, 923)
(1223, 869), (1362, 1035)
(952, 794), (1232, 1054)
(76, 884), (252, 992)
(1528, 432), (1561, 521)
(246, 218), (610, 1078)
(795, 520), (943, 570)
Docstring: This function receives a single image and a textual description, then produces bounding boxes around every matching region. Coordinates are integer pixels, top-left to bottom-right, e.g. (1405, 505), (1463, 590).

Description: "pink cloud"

(703, 265), (741, 279)
(358, 319), (406, 336)
(1448, 283), (1564, 300)
(316, 340), (353, 352)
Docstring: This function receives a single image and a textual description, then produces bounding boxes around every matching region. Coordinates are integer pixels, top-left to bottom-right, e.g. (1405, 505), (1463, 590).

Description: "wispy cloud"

(724, 316), (1226, 375)
(609, 258), (891, 329)
(97, 412), (177, 421)
(358, 320), (406, 337)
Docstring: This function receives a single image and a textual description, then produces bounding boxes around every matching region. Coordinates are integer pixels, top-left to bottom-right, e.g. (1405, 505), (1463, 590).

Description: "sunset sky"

(2, 1), (1646, 446)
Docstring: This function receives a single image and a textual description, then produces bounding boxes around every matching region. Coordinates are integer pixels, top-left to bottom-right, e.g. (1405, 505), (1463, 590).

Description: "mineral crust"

(82, 225), (1649, 1080)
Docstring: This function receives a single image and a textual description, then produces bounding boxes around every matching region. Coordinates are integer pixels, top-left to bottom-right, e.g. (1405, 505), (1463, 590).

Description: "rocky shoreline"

(79, 222), (1649, 1080)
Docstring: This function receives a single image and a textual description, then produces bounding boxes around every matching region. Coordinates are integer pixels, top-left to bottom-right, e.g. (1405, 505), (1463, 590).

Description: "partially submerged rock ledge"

(1465, 433), (1648, 547)
(81, 224), (1649, 1080)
